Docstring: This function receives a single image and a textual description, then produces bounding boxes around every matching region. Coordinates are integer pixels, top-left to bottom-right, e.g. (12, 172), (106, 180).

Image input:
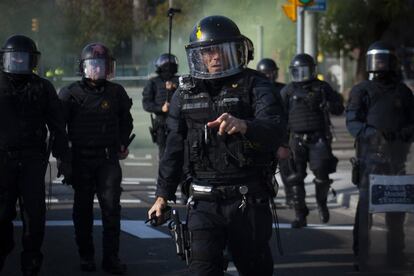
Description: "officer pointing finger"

(207, 113), (247, 135)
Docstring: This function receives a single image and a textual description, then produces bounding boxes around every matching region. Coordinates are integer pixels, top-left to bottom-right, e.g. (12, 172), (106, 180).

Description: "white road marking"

(52, 177), (156, 185)
(127, 154), (152, 160)
(14, 220), (170, 239)
(274, 223), (354, 231)
(123, 177), (156, 183)
(45, 198), (142, 204)
(123, 162), (153, 167)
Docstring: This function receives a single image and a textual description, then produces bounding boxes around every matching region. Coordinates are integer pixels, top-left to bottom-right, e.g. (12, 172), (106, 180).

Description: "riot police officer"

(281, 53), (344, 228)
(346, 41), (414, 270)
(0, 35), (71, 275)
(59, 43), (133, 274)
(148, 16), (286, 276)
(257, 58), (293, 207)
(142, 53), (179, 159)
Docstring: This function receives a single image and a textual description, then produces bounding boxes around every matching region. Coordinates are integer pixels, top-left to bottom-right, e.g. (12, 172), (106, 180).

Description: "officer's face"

(202, 47), (222, 73)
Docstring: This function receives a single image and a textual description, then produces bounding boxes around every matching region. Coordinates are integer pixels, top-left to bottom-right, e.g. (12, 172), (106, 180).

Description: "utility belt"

(72, 146), (117, 159)
(292, 131), (326, 144)
(189, 179), (268, 202)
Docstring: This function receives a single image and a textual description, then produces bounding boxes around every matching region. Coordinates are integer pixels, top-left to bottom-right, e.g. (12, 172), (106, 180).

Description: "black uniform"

(156, 68), (285, 275)
(271, 81), (294, 205)
(0, 72), (70, 274)
(346, 77), (414, 266)
(59, 80), (133, 264)
(142, 75), (179, 159)
(281, 79), (344, 224)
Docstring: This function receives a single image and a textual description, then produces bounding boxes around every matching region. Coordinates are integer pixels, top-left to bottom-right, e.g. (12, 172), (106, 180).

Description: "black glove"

(57, 159), (72, 185)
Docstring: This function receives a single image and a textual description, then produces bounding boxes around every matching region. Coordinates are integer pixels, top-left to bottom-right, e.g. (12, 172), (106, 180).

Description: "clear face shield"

(186, 41), (247, 79)
(82, 58), (115, 80)
(366, 50), (395, 72)
(289, 65), (315, 82)
(261, 69), (277, 82)
(2, 51), (38, 74)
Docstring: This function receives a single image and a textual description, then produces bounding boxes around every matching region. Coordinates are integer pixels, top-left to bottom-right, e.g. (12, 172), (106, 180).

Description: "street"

(2, 88), (413, 276)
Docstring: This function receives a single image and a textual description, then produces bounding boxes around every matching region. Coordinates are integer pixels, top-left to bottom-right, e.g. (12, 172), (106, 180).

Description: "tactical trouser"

(71, 150), (122, 261)
(289, 133), (336, 218)
(278, 158), (294, 206)
(0, 150), (47, 274)
(188, 184), (273, 276)
(352, 138), (409, 268)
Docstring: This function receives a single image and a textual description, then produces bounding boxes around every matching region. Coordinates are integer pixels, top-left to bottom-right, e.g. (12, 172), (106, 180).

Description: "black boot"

(291, 207), (309, 228)
(80, 255), (96, 272)
(102, 256), (127, 275)
(21, 253), (42, 276)
(315, 179), (331, 223)
(290, 183), (308, 228)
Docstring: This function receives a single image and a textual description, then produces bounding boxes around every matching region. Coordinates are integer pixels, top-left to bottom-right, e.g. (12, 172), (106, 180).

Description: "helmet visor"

(186, 41), (246, 79)
(83, 58), (115, 80)
(366, 51), (395, 72)
(290, 65), (315, 82)
(2, 51), (37, 74)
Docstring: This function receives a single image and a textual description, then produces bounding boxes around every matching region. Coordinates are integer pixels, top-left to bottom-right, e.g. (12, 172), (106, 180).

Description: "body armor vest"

(180, 73), (271, 181)
(287, 82), (326, 133)
(0, 73), (48, 150)
(363, 81), (408, 133)
(66, 81), (120, 148)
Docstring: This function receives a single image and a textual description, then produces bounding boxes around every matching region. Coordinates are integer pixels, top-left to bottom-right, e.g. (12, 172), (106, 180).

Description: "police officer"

(148, 16), (286, 276)
(0, 35), (71, 275)
(346, 41), (414, 270)
(142, 53), (179, 159)
(257, 58), (293, 207)
(281, 53), (344, 228)
(59, 43), (133, 274)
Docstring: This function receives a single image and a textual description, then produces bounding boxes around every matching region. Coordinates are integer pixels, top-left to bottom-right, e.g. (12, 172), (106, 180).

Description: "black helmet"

(257, 58), (279, 81)
(185, 15), (250, 79)
(155, 53), (178, 75)
(79, 43), (115, 81)
(1, 35), (40, 74)
(366, 41), (397, 73)
(289, 53), (316, 82)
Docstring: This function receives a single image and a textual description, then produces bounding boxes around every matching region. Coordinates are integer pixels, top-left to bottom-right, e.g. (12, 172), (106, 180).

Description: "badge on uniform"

(101, 100), (110, 110)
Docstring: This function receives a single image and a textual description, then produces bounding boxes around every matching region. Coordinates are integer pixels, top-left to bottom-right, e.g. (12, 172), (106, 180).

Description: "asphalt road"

(2, 88), (413, 275)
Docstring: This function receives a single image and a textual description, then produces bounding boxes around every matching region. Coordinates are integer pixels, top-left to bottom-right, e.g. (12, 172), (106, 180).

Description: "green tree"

(319, 0), (414, 82)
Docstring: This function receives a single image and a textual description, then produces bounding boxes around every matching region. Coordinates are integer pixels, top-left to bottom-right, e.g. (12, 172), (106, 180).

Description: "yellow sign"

(282, 0), (297, 22)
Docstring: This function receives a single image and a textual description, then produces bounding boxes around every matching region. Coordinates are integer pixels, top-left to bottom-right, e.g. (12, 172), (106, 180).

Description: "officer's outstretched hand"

(148, 197), (168, 219)
(118, 145), (129, 160)
(207, 113), (247, 135)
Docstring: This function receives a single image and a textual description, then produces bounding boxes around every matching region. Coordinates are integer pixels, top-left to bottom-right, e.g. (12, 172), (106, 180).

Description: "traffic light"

(31, 18), (39, 32)
(297, 0), (314, 5)
(282, 0), (297, 22)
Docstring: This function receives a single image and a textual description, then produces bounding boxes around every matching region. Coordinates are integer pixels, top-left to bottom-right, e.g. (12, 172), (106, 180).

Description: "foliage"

(319, 0), (414, 81)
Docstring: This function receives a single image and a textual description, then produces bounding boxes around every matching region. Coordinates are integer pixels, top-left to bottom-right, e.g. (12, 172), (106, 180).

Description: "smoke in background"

(139, 0), (296, 81)
(0, 0), (295, 80)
